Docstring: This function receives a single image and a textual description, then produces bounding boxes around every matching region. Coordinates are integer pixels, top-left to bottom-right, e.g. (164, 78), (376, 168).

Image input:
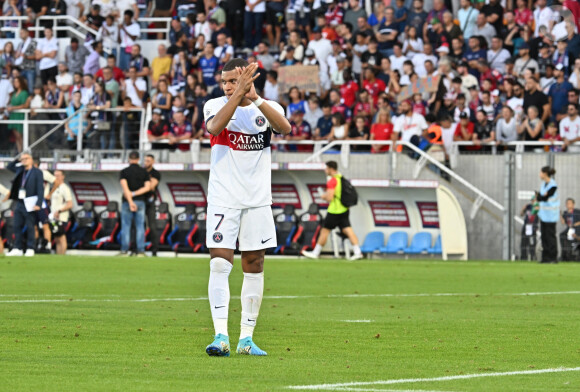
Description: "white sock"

(240, 272), (264, 340)
(353, 244), (361, 255)
(313, 244), (322, 256)
(208, 258), (232, 336)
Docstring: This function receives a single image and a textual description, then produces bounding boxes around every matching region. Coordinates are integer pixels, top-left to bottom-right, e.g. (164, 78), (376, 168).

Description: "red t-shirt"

(327, 177), (338, 190)
(370, 123), (393, 152)
(363, 79), (386, 106)
(454, 122), (474, 140)
(340, 81), (359, 108)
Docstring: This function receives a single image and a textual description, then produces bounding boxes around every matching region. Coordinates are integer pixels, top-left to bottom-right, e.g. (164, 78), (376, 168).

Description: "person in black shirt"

(144, 154), (161, 256)
(473, 109), (495, 151)
(480, 0), (503, 34)
(119, 151), (151, 256)
(523, 78), (550, 124)
(361, 37), (382, 73)
(147, 108), (171, 149)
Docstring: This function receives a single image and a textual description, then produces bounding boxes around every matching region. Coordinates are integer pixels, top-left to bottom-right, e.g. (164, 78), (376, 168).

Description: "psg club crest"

(213, 232), (223, 243)
(255, 116), (266, 127)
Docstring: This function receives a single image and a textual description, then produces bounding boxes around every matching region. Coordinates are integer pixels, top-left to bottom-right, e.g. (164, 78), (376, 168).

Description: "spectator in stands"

(119, 10), (140, 71)
(344, 0), (366, 33)
(36, 27), (59, 85)
(536, 166), (559, 263)
(206, 0), (226, 30)
(265, 0), (284, 48)
(47, 170), (73, 255)
(286, 86), (308, 119)
(122, 65), (146, 108)
(7, 76), (30, 152)
(314, 102), (333, 140)
(1, 42), (15, 74)
(370, 109), (394, 153)
(128, 44), (150, 82)
(169, 109), (192, 152)
(458, 0), (478, 42)
(87, 79), (113, 149)
(96, 56), (125, 83)
(407, 0), (427, 35)
(328, 89), (352, 124)
(454, 111), (475, 144)
(560, 103), (580, 153)
(559, 198), (580, 260)
(496, 106), (518, 146)
(362, 68), (386, 107)
(361, 37), (382, 73)
(80, 74), (95, 105)
(68, 72), (83, 101)
(150, 44), (172, 89)
(524, 78), (550, 124)
(121, 96), (140, 149)
(14, 28), (37, 93)
(473, 109), (495, 148)
(198, 42), (218, 91)
(487, 37), (510, 74)
(214, 33), (233, 70)
(56, 63), (72, 99)
(472, 14), (496, 48)
(82, 4), (104, 44)
(412, 43), (437, 77)
(147, 108), (171, 148)
(243, 0), (266, 49)
(307, 26), (333, 74)
(26, 0), (48, 24)
(329, 112), (348, 141)
(44, 78), (66, 120)
(170, 50), (189, 95)
(65, 90), (87, 149)
(541, 122), (562, 152)
(513, 43), (539, 82)
(377, 7), (398, 58)
(279, 31), (304, 64)
(556, 90), (580, 122)
(402, 26), (423, 59)
(65, 37), (90, 75)
(96, 14), (119, 57)
(287, 109), (312, 151)
(393, 99), (428, 145)
(152, 79), (172, 120)
(348, 114), (370, 149)
(83, 41), (105, 76)
(193, 83), (209, 130)
(181, 74), (196, 120)
(119, 150), (150, 257)
(518, 105), (544, 143)
(263, 70), (278, 102)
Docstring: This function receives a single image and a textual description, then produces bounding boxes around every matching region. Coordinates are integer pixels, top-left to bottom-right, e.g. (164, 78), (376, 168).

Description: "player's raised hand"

(235, 63), (260, 98)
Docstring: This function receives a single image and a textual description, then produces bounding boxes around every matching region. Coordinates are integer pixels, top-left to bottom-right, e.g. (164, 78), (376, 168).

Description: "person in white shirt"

(0, 75), (14, 112)
(390, 43), (408, 74)
(306, 27), (332, 77)
(487, 37), (511, 74)
(393, 99), (428, 143)
(118, 9), (140, 71)
(47, 170), (73, 255)
(412, 43), (438, 77)
(35, 27), (59, 85)
(507, 83), (525, 123)
(65, 0), (89, 20)
(560, 103), (580, 153)
(97, 15), (119, 56)
(533, 0), (556, 36)
(568, 58), (580, 89)
(214, 33), (234, 69)
(81, 74), (95, 106)
(56, 62), (73, 97)
(263, 70), (279, 102)
(203, 59), (291, 357)
(122, 65), (146, 107)
(112, 0), (139, 22)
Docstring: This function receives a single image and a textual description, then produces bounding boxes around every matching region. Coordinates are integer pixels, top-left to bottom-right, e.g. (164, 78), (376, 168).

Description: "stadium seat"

(404, 232), (432, 254)
(360, 231), (385, 254)
(68, 202), (98, 249)
(273, 205), (298, 254)
(91, 202), (121, 249)
(379, 232), (408, 254)
(147, 202), (172, 252)
(291, 203), (323, 254)
(191, 208), (207, 253)
(167, 205), (197, 253)
(0, 202), (16, 250)
(428, 234), (442, 255)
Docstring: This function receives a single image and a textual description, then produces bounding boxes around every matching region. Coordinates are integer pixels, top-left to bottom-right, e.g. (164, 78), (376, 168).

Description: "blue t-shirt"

(548, 81), (573, 116)
(287, 101), (307, 117)
(199, 55), (219, 87)
(316, 115), (333, 137)
(394, 7), (408, 32)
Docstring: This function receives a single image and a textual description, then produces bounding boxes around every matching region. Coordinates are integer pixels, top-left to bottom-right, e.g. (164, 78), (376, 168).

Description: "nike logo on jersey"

(214, 306), (225, 309)
(261, 238), (272, 244)
(247, 319), (256, 322)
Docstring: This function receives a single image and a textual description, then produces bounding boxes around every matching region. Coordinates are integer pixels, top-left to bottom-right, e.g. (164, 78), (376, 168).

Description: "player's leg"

(341, 227), (363, 260)
(205, 205), (240, 357)
(302, 213), (337, 259)
(236, 206), (276, 356)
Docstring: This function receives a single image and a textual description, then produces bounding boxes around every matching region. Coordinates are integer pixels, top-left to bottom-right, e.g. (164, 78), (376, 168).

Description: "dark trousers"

(14, 201), (36, 251)
(244, 11), (265, 48)
(146, 202), (158, 254)
(540, 221), (557, 263)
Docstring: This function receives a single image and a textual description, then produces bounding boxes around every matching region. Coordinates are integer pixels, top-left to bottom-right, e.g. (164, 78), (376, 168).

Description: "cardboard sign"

(307, 184), (329, 209)
(272, 184), (302, 209)
(278, 65), (320, 96)
(397, 75), (441, 103)
(416, 201), (440, 228)
(70, 182), (109, 206)
(167, 183), (207, 207)
(369, 201), (410, 227)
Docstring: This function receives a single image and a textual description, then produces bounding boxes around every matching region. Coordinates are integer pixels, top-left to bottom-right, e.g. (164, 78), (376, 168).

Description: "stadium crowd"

(0, 0), (579, 155)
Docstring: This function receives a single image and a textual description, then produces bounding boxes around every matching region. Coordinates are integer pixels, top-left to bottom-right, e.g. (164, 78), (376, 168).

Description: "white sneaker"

(5, 248), (23, 257)
(24, 249), (35, 257)
(301, 250), (319, 259)
(349, 253), (364, 261)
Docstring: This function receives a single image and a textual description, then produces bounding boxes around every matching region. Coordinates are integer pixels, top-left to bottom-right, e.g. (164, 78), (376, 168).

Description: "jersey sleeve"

(327, 177), (338, 190)
(266, 100), (286, 133)
(203, 98), (223, 125)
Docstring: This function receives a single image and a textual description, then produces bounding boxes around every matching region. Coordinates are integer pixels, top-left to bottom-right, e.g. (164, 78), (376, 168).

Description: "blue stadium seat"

(379, 232), (408, 254)
(405, 232), (432, 254)
(428, 234), (442, 255)
(360, 231), (385, 254)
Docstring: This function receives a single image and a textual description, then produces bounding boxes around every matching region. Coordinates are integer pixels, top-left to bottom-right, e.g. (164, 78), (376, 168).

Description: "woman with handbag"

(87, 80), (112, 150)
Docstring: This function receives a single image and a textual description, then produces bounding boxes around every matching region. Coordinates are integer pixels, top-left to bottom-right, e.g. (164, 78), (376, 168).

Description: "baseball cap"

(459, 112), (469, 119)
(431, 17), (441, 25)
(555, 63), (564, 71)
(457, 61), (468, 68)
(305, 48), (315, 57)
(153, 108), (162, 115)
(538, 41), (549, 49)
(491, 89), (500, 97)
(436, 44), (449, 53)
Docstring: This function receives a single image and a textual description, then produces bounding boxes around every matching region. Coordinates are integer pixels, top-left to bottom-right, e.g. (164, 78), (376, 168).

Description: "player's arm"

(321, 188), (335, 202)
(254, 99), (291, 135)
(206, 66), (259, 136)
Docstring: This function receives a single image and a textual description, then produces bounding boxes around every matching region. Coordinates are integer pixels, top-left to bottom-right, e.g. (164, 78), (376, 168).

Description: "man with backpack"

(302, 161), (363, 260)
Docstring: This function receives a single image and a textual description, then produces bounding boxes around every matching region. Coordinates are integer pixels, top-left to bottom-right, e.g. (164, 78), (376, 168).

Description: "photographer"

(47, 170), (73, 255)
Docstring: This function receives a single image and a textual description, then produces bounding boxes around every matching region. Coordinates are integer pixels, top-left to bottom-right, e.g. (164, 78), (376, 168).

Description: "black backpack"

(340, 177), (358, 207)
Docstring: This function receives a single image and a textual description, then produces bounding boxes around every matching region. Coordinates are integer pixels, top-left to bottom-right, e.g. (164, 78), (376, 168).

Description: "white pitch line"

(287, 367), (580, 390)
(340, 320), (373, 323)
(333, 389), (458, 392)
(0, 290), (579, 304)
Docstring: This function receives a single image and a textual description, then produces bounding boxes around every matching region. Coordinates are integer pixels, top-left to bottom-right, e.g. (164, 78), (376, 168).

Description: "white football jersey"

(204, 97), (285, 209)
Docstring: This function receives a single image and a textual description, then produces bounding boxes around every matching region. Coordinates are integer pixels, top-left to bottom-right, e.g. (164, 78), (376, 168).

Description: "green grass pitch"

(1, 256), (579, 391)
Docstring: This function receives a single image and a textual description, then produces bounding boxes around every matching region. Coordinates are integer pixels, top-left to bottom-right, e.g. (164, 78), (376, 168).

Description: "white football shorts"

(206, 204), (277, 251)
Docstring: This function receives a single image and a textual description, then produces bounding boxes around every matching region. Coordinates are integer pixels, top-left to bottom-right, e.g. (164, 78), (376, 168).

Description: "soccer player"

(203, 59), (291, 357)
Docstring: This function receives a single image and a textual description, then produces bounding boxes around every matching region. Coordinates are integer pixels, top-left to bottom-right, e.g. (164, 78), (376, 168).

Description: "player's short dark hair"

(129, 151), (140, 160)
(124, 9), (134, 18)
(223, 58), (249, 72)
(326, 161), (338, 171)
(146, 154), (155, 160)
